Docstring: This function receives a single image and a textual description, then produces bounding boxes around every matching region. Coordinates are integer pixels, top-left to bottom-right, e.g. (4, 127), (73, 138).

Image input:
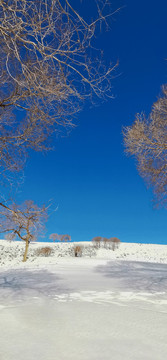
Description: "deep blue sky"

(17, 0), (167, 244)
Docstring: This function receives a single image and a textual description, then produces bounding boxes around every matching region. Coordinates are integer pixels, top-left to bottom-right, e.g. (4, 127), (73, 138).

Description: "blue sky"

(16, 0), (167, 244)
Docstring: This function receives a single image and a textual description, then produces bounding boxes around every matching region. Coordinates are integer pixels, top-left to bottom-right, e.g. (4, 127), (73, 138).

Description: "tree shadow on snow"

(95, 260), (167, 293)
(0, 268), (72, 302)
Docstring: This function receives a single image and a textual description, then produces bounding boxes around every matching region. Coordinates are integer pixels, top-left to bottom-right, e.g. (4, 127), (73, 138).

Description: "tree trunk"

(23, 239), (29, 262)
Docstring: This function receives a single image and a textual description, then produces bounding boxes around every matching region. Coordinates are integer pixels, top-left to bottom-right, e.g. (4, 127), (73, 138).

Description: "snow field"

(0, 240), (167, 360)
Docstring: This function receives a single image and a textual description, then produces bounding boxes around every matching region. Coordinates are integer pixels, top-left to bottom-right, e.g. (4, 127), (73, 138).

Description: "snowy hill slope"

(0, 240), (167, 360)
(0, 239), (167, 268)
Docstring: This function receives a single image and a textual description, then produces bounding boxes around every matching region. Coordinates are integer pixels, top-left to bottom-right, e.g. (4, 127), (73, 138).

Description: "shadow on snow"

(95, 260), (167, 293)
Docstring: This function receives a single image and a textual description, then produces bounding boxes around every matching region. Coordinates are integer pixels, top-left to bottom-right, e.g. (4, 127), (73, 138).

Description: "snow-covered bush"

(82, 245), (97, 257)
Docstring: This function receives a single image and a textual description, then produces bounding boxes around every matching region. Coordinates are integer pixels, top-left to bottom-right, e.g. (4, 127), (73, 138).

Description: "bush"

(73, 245), (82, 257)
(35, 246), (54, 257)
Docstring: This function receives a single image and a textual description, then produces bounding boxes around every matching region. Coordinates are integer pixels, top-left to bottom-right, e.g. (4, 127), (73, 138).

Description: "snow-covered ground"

(1, 240), (167, 267)
(0, 240), (167, 360)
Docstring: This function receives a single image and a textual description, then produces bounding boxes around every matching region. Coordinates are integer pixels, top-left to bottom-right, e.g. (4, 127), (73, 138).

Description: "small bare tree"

(92, 236), (103, 248)
(0, 200), (47, 261)
(109, 237), (120, 250)
(123, 85), (167, 206)
(49, 233), (71, 242)
(103, 237), (109, 248)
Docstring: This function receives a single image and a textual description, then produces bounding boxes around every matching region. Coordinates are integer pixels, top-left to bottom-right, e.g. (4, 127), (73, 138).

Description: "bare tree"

(49, 233), (71, 242)
(109, 237), (120, 250)
(0, 0), (117, 177)
(0, 200), (47, 261)
(92, 236), (103, 248)
(0, 2), (117, 258)
(103, 237), (109, 248)
(123, 85), (167, 205)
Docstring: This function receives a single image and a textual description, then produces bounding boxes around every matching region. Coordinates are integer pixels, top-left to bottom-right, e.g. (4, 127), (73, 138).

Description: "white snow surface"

(0, 240), (167, 360)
